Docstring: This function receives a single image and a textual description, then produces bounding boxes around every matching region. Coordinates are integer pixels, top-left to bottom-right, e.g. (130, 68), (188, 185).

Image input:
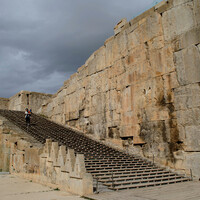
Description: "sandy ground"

(0, 174), (84, 200)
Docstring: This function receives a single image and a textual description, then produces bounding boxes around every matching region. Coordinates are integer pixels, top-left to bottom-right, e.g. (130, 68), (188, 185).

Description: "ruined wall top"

(0, 90), (53, 112)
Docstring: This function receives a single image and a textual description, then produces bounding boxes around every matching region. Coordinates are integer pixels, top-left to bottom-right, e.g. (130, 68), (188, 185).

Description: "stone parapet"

(0, 118), (93, 196)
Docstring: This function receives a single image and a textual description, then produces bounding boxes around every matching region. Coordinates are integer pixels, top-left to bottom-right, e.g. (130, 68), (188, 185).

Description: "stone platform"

(1, 174), (200, 200)
(0, 174), (83, 200)
(87, 180), (200, 200)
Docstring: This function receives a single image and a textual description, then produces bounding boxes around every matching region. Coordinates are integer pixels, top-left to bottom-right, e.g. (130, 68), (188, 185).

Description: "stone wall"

(8, 90), (52, 113)
(0, 117), (93, 195)
(40, 0), (200, 177)
(0, 98), (9, 110)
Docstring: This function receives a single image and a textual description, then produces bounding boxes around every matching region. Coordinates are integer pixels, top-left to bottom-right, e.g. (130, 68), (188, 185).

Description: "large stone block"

(107, 59), (125, 79)
(127, 25), (141, 51)
(155, 0), (173, 14)
(176, 108), (200, 127)
(177, 27), (200, 50)
(121, 111), (140, 126)
(64, 148), (75, 173)
(174, 84), (200, 110)
(194, 0), (200, 26)
(120, 124), (140, 137)
(148, 35), (165, 50)
(114, 29), (129, 58)
(162, 2), (195, 41)
(105, 89), (119, 112)
(25, 147), (41, 171)
(173, 0), (193, 6)
(94, 46), (106, 72)
(174, 45), (200, 85)
(146, 12), (163, 41)
(121, 86), (132, 112)
(184, 126), (200, 151)
(185, 152), (200, 178)
(114, 18), (127, 35)
(105, 36), (115, 67)
(58, 145), (66, 169)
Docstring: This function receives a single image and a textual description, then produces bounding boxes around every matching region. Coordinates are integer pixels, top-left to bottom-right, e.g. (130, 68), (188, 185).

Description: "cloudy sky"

(0, 0), (161, 98)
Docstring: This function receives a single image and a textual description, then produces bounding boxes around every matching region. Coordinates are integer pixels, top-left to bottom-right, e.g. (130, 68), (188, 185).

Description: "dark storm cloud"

(0, 0), (161, 98)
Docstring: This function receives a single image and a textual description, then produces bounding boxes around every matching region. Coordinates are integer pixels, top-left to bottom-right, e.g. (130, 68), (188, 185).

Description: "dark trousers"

(26, 117), (30, 125)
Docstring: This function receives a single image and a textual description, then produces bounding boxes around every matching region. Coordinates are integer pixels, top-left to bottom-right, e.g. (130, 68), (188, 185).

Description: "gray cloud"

(0, 0), (161, 98)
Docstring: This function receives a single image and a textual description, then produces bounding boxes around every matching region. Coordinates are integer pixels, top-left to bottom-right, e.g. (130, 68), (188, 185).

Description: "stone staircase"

(0, 109), (190, 191)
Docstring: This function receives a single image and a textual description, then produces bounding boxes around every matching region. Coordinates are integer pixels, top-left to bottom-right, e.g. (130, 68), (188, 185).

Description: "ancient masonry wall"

(0, 117), (93, 195)
(6, 90), (52, 112)
(40, 0), (200, 177)
(0, 98), (9, 110)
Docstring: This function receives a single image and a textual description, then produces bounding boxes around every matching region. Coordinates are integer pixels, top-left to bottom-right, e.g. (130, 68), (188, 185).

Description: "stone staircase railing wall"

(0, 117), (93, 196)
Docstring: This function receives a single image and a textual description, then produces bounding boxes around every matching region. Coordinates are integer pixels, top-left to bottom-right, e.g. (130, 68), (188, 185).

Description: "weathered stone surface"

(114, 18), (127, 35)
(0, 98), (9, 110)
(173, 0), (193, 6)
(174, 84), (200, 110)
(184, 126), (200, 151)
(184, 152), (200, 178)
(177, 27), (200, 50)
(155, 0), (173, 14)
(162, 2), (195, 41)
(194, 0), (200, 26)
(174, 45), (200, 85)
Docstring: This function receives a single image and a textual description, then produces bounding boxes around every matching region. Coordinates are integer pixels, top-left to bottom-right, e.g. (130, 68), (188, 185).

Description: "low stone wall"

(0, 117), (93, 196)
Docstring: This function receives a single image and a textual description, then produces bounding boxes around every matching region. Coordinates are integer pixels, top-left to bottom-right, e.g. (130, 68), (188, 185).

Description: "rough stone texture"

(162, 1), (195, 41)
(174, 45), (200, 85)
(0, 98), (9, 110)
(4, 90), (52, 113)
(114, 18), (128, 35)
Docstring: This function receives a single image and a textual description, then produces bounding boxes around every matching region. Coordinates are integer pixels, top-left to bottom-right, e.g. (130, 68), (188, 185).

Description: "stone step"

(104, 176), (188, 187)
(88, 167), (165, 175)
(109, 178), (189, 190)
(85, 160), (144, 164)
(85, 163), (152, 169)
(96, 170), (171, 179)
(98, 172), (179, 182)
(91, 169), (168, 178)
(85, 157), (141, 162)
(86, 164), (154, 171)
(87, 166), (156, 173)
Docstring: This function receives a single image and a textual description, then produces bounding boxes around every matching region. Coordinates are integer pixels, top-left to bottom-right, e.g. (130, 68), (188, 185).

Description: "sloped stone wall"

(39, 0), (200, 176)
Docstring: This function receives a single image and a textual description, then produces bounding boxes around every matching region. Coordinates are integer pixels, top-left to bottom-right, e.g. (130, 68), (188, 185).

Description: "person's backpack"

(28, 110), (31, 117)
